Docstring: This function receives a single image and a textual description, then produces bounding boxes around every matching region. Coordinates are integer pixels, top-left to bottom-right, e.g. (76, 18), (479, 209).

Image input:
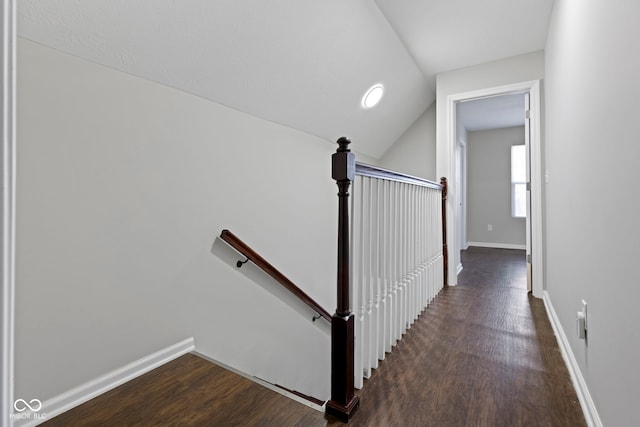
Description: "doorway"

(456, 93), (527, 275)
(446, 81), (543, 298)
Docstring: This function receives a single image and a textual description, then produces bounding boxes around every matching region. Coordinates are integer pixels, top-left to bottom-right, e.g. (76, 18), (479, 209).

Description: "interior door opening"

(447, 81), (543, 298)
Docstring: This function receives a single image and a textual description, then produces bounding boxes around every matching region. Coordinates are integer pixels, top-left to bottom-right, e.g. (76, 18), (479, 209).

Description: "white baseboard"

(14, 337), (195, 427)
(542, 292), (602, 427)
(466, 241), (526, 250)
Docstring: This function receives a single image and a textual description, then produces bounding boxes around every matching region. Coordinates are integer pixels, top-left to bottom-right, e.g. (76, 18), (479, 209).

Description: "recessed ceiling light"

(362, 83), (384, 109)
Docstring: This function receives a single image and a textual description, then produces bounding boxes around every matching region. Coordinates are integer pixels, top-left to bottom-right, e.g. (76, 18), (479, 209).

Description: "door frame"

(446, 80), (543, 297)
(456, 137), (467, 263)
(1, 0), (16, 424)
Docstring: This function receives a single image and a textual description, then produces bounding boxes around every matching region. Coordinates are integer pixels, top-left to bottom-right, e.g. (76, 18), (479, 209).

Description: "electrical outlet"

(487, 224), (493, 231)
(577, 300), (587, 339)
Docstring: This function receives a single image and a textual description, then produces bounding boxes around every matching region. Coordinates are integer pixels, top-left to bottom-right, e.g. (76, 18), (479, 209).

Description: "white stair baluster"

(363, 177), (373, 381)
(352, 175), (364, 389)
(370, 178), (380, 372)
(379, 179), (389, 361)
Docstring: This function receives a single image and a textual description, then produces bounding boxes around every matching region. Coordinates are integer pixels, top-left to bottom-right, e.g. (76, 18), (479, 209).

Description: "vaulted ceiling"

(17, 0), (554, 158)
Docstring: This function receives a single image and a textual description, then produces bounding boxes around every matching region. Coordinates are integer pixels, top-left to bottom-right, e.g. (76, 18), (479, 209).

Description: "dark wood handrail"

(219, 229), (332, 323)
(356, 162), (443, 190)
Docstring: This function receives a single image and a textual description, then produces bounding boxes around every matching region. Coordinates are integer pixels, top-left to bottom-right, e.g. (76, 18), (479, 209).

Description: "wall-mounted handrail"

(219, 229), (332, 323)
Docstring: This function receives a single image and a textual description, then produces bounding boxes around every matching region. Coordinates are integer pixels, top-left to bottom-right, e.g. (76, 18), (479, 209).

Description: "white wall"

(378, 102), (436, 181)
(544, 1), (640, 425)
(467, 127), (525, 247)
(1, 1), (17, 424)
(16, 38), (337, 404)
(436, 51), (545, 284)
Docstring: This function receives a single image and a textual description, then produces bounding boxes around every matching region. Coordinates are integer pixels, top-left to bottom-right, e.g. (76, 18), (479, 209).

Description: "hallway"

(42, 247), (585, 426)
(343, 246), (586, 426)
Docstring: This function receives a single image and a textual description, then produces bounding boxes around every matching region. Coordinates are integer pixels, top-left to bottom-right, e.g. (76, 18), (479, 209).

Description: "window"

(511, 145), (526, 218)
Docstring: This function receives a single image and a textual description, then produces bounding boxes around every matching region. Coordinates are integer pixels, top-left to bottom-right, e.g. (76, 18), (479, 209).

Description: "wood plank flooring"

(41, 353), (325, 427)
(42, 247), (585, 426)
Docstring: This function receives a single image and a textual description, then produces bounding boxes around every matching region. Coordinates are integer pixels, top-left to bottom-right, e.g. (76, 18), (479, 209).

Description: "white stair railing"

(351, 163), (445, 389)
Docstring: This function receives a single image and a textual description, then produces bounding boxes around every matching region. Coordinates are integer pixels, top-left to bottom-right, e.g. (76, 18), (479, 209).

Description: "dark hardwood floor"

(42, 247), (585, 426)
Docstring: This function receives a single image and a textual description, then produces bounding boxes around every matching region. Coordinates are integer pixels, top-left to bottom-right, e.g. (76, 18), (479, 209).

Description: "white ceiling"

(375, 0), (555, 87)
(17, 0), (554, 159)
(457, 93), (526, 132)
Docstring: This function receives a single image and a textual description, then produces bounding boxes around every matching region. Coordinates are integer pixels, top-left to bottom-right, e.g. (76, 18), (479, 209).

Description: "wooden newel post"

(326, 137), (360, 421)
(440, 177), (448, 287)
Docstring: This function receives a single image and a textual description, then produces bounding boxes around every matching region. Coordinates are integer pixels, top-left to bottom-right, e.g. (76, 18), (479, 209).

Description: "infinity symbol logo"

(14, 399), (42, 412)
